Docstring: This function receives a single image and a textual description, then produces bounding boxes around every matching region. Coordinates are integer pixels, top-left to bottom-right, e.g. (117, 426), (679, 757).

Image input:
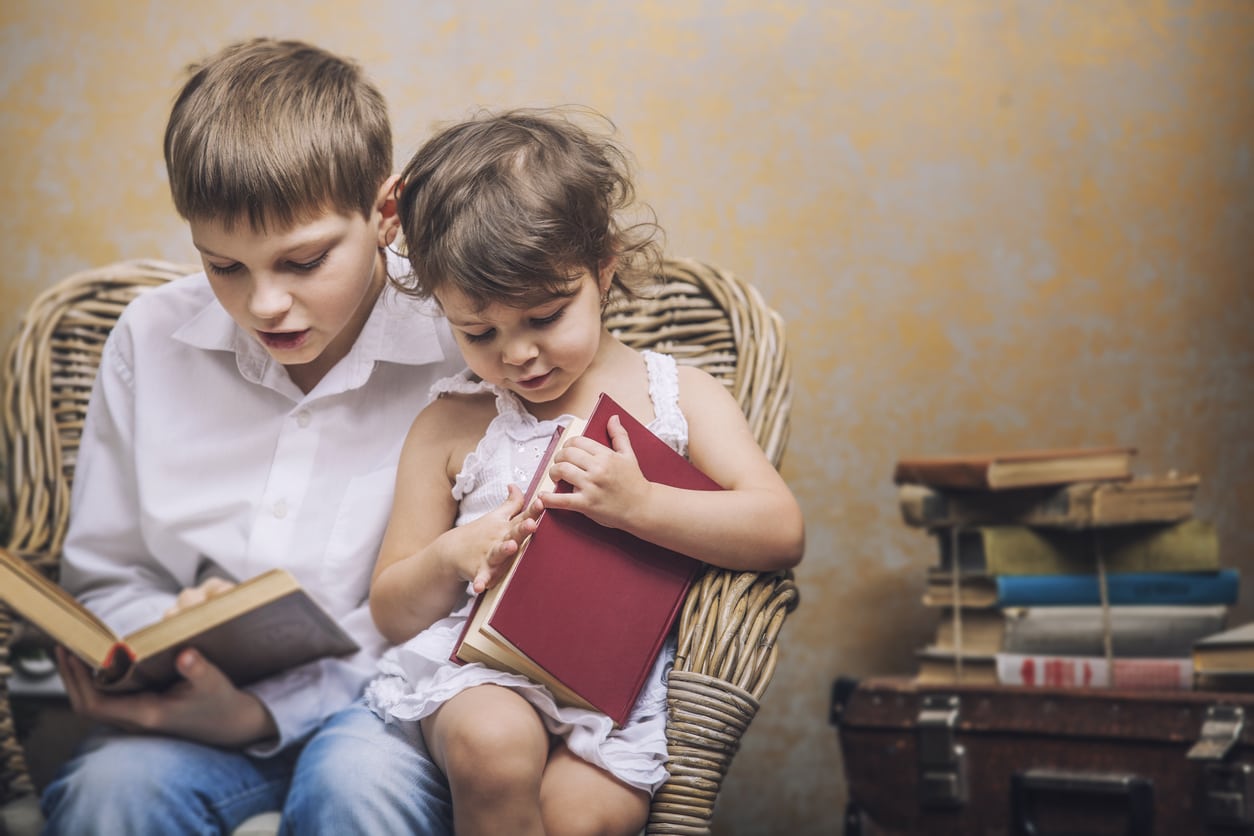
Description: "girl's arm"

(539, 367), (804, 572)
(369, 397), (536, 644)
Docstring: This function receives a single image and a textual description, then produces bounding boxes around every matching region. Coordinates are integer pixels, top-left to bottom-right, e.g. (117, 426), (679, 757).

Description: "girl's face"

(436, 269), (610, 409)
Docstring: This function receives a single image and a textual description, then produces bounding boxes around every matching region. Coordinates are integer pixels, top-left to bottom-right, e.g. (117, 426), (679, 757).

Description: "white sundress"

(365, 350), (689, 794)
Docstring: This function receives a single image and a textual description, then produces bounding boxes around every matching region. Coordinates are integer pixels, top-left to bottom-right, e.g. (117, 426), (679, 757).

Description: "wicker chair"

(0, 257), (799, 835)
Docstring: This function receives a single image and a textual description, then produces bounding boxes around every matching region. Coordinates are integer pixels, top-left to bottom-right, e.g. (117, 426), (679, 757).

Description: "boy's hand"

(537, 414), (649, 530)
(461, 483), (541, 594)
(165, 577), (237, 617)
(55, 645), (278, 747)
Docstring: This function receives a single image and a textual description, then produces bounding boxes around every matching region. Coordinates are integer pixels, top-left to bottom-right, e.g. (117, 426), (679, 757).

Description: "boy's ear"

(375, 174), (402, 248)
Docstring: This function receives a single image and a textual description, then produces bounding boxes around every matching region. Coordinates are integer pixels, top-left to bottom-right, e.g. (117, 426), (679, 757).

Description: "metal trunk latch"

(917, 694), (967, 808)
(1188, 704), (1254, 827)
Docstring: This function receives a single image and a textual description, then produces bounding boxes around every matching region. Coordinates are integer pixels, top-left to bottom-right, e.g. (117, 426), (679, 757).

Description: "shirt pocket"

(320, 466), (397, 615)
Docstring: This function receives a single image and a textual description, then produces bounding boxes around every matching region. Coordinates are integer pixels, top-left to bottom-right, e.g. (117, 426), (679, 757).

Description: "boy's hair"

(392, 107), (662, 308)
(164, 38), (392, 231)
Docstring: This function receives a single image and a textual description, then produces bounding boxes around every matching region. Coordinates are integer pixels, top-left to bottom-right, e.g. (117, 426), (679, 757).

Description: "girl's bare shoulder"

(410, 389), (498, 442)
(675, 362), (733, 402)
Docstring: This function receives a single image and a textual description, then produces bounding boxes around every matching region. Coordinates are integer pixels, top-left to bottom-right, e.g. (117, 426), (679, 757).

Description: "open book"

(453, 392), (720, 726)
(0, 549), (358, 691)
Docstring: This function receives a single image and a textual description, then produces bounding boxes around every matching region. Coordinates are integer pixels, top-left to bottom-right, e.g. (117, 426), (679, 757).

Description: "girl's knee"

(440, 714), (548, 791)
(429, 694), (547, 798)
(541, 802), (649, 836)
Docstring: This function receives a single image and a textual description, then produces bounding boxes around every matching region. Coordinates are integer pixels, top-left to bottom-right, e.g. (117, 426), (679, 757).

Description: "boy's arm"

(51, 325), (277, 745)
(59, 321), (183, 633)
(538, 366), (805, 571)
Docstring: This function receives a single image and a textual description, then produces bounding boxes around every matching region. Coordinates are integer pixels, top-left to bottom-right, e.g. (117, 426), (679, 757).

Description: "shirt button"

(296, 410), (312, 428)
(273, 499), (288, 519)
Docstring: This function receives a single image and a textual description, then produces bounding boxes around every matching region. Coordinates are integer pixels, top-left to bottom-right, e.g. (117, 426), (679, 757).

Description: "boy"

(39, 39), (462, 835)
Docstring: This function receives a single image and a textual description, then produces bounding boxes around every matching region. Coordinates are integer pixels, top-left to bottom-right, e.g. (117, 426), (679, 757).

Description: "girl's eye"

(289, 253), (328, 272)
(463, 329), (495, 344)
(532, 308), (566, 328)
(207, 262), (242, 276)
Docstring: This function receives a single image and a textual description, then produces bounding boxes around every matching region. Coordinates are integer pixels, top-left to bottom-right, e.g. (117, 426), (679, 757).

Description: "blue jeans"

(39, 700), (452, 836)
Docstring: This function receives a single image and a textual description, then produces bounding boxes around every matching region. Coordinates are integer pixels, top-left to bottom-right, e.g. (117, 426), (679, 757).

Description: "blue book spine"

(996, 569), (1240, 607)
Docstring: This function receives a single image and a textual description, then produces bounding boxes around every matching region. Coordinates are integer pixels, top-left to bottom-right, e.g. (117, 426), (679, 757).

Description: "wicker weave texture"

(1, 260), (193, 803)
(0, 258), (799, 836)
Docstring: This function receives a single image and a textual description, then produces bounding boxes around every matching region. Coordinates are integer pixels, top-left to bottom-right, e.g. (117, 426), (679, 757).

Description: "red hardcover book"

(453, 392), (718, 726)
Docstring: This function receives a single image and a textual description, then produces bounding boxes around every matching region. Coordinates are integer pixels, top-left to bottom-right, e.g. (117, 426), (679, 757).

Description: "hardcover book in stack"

(893, 446), (1233, 691)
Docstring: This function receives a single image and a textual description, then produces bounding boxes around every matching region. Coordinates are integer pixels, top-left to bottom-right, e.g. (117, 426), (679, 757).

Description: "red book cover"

(460, 392), (719, 726)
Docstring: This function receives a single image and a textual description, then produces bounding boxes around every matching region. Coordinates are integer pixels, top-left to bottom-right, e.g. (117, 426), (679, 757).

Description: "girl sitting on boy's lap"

(366, 107), (804, 836)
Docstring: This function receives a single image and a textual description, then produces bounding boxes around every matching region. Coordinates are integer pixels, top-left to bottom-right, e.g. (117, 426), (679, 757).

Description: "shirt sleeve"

(60, 320), (181, 634)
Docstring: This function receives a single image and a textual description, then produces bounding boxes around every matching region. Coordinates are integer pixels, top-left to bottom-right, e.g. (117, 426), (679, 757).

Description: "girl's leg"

(281, 699), (453, 836)
(41, 729), (294, 836)
(421, 685), (550, 836)
(539, 744), (650, 836)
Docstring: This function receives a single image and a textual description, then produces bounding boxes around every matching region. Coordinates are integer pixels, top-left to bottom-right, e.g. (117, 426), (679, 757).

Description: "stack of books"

(1193, 620), (1254, 692)
(893, 446), (1232, 691)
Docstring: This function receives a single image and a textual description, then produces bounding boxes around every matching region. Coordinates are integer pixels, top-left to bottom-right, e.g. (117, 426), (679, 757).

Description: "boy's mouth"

(257, 329), (310, 351)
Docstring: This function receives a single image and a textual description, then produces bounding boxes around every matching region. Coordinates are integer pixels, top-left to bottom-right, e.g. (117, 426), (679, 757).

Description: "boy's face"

(190, 181), (399, 392)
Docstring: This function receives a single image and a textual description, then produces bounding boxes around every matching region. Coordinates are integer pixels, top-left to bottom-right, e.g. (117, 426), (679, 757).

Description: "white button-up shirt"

(60, 257), (466, 752)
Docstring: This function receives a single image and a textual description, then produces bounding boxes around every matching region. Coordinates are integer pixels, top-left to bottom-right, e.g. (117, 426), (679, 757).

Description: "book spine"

(996, 569), (1239, 607)
(968, 519), (1220, 575)
(900, 484), (1088, 528)
(995, 652), (1193, 690)
(894, 460), (992, 490)
(1002, 606), (1227, 658)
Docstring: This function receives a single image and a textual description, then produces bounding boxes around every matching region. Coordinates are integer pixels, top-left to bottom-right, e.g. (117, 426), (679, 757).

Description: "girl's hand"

(460, 483), (541, 594)
(165, 577), (236, 618)
(536, 415), (649, 530)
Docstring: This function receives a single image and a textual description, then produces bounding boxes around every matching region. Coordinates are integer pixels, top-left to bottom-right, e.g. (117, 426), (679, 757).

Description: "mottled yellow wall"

(3, 2), (1252, 833)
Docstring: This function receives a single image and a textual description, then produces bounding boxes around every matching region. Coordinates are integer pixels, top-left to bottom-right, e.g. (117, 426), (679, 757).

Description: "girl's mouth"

(515, 370), (553, 390)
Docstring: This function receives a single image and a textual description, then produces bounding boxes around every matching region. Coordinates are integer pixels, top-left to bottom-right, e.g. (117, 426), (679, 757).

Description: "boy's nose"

(249, 278), (293, 321)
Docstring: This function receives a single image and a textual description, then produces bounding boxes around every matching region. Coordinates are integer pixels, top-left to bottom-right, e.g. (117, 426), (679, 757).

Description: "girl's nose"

(502, 336), (538, 367)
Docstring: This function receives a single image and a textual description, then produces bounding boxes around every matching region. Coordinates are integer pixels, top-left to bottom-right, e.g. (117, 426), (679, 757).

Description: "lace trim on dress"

(430, 372), (571, 501)
(642, 352), (689, 457)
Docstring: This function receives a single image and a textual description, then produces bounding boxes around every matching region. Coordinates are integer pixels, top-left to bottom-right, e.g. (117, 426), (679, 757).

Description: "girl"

(366, 107), (804, 836)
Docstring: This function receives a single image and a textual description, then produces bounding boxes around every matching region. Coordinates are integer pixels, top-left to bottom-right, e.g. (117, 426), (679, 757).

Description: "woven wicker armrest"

(646, 567), (799, 835)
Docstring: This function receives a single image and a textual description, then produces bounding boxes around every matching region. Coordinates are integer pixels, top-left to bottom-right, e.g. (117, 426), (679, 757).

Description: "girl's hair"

(392, 107), (662, 309)
(164, 38), (392, 232)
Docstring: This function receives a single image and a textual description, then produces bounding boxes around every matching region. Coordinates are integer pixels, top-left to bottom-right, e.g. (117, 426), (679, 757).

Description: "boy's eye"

(289, 253), (328, 272)
(463, 329), (495, 344)
(207, 262), (242, 276)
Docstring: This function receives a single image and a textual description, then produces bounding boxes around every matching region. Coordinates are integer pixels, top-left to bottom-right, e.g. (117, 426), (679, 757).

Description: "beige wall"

(3, 2), (1252, 833)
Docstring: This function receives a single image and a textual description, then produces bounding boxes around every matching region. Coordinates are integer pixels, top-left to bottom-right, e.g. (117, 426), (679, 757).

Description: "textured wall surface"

(3, 2), (1252, 833)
